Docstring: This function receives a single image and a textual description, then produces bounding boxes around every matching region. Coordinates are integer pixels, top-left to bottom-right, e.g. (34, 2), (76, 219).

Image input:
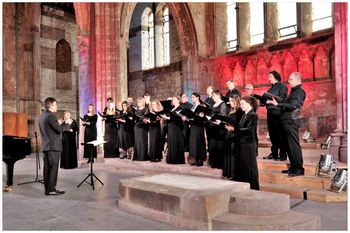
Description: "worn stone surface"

(229, 189), (290, 216)
(212, 211), (321, 230)
(117, 173), (250, 230)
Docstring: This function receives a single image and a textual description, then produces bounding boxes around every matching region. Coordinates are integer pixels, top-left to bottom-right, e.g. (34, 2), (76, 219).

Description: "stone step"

(212, 211), (321, 230)
(259, 170), (331, 190)
(229, 189), (290, 216)
(260, 183), (347, 202)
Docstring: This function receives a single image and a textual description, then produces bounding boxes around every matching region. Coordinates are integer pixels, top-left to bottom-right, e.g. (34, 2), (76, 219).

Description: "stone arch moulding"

(120, 2), (198, 57)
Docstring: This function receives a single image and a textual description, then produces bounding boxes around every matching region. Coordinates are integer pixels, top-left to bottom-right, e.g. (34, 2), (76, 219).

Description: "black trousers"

(281, 119), (304, 171)
(43, 151), (61, 192)
(267, 112), (285, 158)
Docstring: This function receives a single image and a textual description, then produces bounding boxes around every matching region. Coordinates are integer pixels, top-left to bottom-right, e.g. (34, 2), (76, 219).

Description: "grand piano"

(3, 113), (32, 191)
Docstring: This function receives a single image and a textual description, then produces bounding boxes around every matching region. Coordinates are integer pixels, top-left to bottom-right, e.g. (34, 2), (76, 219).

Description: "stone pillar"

(237, 3), (250, 51)
(298, 3), (312, 37)
(77, 36), (92, 160)
(265, 3), (279, 45)
(330, 3), (347, 162)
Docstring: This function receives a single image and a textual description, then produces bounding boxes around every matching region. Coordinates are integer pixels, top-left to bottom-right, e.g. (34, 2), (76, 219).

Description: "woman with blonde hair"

(133, 97), (149, 161)
(104, 102), (119, 158)
(144, 100), (164, 162)
(60, 111), (79, 169)
(82, 104), (98, 163)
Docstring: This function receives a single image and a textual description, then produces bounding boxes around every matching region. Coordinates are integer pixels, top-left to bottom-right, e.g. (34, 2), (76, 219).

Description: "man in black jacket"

(39, 97), (70, 195)
(263, 71), (288, 161)
(267, 72), (306, 177)
(225, 79), (241, 99)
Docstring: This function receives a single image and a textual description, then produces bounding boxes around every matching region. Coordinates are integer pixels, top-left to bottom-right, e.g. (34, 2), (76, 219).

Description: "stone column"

(329, 3), (347, 162)
(237, 3), (250, 51)
(265, 3), (279, 45)
(298, 3), (312, 37)
(77, 36), (91, 160)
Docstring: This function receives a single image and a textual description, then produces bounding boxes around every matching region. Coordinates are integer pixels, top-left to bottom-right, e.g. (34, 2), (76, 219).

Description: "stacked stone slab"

(117, 173), (320, 230)
(212, 189), (320, 230)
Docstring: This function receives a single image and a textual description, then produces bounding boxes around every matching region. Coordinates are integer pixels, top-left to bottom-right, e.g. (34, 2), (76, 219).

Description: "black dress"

(104, 114), (119, 158)
(133, 108), (149, 161)
(235, 110), (260, 190)
(222, 108), (244, 179)
(148, 116), (163, 161)
(189, 105), (206, 163)
(60, 120), (78, 169)
(166, 106), (185, 164)
(208, 102), (227, 169)
(118, 111), (134, 151)
(83, 114), (98, 159)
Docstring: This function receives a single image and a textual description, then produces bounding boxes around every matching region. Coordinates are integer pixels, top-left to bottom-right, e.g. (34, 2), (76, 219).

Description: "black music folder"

(252, 93), (282, 105)
(194, 105), (212, 116)
(143, 112), (158, 121)
(178, 108), (196, 119)
(160, 100), (173, 110)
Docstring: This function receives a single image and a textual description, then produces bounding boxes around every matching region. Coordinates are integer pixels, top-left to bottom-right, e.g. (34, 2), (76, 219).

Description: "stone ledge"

(229, 189), (290, 216)
(212, 211), (321, 230)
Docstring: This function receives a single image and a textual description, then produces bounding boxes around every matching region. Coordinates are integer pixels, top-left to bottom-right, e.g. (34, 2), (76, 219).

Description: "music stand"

(18, 132), (44, 185)
(77, 140), (106, 190)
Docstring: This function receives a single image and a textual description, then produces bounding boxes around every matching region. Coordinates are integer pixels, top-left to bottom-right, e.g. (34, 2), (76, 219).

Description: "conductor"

(39, 97), (70, 195)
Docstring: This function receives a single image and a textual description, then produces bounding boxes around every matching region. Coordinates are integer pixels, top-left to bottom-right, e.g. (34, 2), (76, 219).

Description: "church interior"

(2, 2), (348, 230)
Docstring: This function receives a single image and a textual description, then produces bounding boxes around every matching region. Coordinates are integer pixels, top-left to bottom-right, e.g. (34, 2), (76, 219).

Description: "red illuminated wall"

(198, 32), (336, 140)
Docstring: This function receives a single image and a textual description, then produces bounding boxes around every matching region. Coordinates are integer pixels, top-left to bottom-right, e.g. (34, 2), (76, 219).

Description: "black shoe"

(288, 170), (304, 177)
(281, 169), (291, 174)
(150, 159), (156, 162)
(190, 162), (197, 166)
(195, 161), (203, 167)
(278, 156), (287, 161)
(263, 154), (274, 160)
(45, 189), (65, 196)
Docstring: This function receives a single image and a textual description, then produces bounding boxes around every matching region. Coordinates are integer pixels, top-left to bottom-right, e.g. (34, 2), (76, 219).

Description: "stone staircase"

(258, 160), (347, 202)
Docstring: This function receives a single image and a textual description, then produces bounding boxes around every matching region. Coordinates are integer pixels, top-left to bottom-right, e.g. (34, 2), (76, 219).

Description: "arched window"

(277, 2), (297, 39)
(141, 8), (155, 70)
(311, 2), (333, 32)
(155, 5), (170, 67)
(56, 39), (72, 90)
(227, 2), (237, 51)
(250, 2), (264, 45)
(162, 6), (170, 66)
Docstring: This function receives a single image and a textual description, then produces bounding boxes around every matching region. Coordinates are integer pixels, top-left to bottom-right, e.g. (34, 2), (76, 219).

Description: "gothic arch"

(120, 2), (198, 56)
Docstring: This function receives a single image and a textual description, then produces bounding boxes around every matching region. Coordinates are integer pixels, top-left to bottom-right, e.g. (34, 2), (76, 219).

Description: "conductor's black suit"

(39, 110), (70, 193)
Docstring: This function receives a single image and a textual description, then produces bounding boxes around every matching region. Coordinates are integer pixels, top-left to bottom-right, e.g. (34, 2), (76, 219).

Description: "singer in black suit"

(38, 97), (70, 196)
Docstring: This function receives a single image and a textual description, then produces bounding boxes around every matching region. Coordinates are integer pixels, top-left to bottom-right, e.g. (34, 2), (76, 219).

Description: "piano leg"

(5, 161), (15, 187)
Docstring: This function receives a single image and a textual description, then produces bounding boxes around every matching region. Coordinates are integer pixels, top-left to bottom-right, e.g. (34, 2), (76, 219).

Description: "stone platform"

(117, 173), (321, 230)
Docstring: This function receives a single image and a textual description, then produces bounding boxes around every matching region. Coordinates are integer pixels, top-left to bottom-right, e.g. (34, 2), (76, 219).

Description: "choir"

(60, 71), (306, 190)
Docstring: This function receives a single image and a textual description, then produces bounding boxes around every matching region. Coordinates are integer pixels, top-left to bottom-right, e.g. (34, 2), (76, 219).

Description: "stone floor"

(2, 149), (348, 231)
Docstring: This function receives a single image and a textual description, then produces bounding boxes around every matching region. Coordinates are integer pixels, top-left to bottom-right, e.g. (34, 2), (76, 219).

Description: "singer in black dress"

(103, 102), (119, 158)
(208, 90), (227, 169)
(223, 95), (244, 179)
(133, 97), (149, 161)
(82, 104), (98, 162)
(145, 100), (163, 162)
(162, 96), (185, 164)
(235, 96), (259, 190)
(188, 93), (206, 166)
(117, 101), (134, 159)
(60, 111), (78, 169)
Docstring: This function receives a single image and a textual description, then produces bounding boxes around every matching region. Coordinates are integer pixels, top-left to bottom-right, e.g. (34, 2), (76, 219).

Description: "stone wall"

(128, 3), (182, 100)
(40, 5), (78, 119)
(197, 32), (336, 140)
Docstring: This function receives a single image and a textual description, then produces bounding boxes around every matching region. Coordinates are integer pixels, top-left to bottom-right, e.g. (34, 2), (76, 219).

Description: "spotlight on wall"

(329, 168), (348, 193)
(302, 130), (314, 143)
(316, 153), (336, 177)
